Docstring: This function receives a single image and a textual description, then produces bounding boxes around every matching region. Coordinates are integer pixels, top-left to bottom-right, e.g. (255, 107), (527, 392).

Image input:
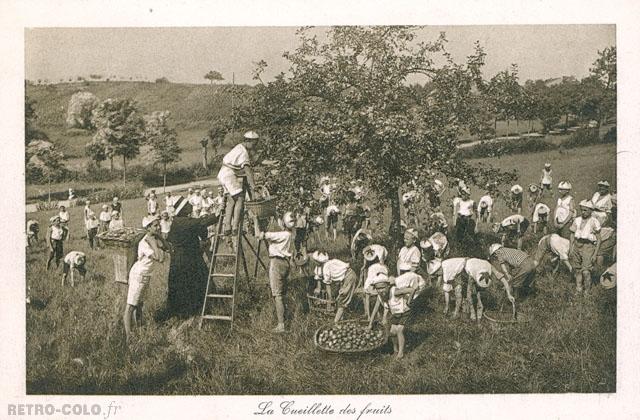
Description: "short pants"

(390, 310), (412, 326)
(571, 240), (597, 272)
(217, 166), (244, 196)
(127, 269), (151, 306)
(269, 256), (290, 297)
(335, 268), (358, 308)
(597, 236), (616, 259)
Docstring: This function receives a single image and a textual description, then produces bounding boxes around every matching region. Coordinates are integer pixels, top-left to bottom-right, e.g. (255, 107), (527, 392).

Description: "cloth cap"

(489, 243), (503, 256)
(142, 215), (158, 228)
(244, 130), (259, 140)
(555, 207), (570, 224)
(579, 200), (594, 210)
(49, 215), (60, 223)
(427, 258), (442, 275)
(545, 163), (551, 168)
(111, 210), (119, 216)
(282, 212), (295, 229)
(404, 228), (418, 240)
(597, 180), (610, 188)
(311, 251), (329, 264)
(510, 184), (523, 194)
(558, 181), (572, 190)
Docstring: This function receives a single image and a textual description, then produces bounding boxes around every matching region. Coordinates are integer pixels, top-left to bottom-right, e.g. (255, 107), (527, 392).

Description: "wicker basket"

(246, 186), (276, 219)
(314, 320), (388, 354)
(307, 292), (336, 314)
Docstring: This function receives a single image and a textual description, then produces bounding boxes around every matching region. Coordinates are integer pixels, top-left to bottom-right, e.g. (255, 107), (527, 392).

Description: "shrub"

(458, 137), (556, 159)
(141, 166), (195, 187)
(562, 128), (600, 148)
(35, 200), (60, 211)
(77, 184), (145, 205)
(64, 128), (90, 137)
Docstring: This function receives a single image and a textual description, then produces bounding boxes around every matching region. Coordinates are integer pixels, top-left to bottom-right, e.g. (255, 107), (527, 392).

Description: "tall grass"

(26, 144), (617, 394)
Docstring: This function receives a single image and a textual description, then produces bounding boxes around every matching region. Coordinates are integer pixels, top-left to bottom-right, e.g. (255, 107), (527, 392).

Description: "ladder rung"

(214, 253), (236, 258)
(206, 293), (234, 299)
(211, 273), (235, 278)
(202, 315), (233, 321)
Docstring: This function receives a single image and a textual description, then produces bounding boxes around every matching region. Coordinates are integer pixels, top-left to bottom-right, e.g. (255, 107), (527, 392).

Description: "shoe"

(272, 325), (286, 334)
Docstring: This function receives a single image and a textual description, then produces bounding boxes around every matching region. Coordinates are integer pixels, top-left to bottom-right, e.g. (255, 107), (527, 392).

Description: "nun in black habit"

(165, 196), (219, 317)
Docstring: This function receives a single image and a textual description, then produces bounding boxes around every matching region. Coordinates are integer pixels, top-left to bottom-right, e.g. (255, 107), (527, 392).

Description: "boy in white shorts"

(217, 130), (258, 236)
(124, 216), (165, 342)
(427, 257), (467, 319)
(464, 258), (514, 321)
(62, 251), (87, 287)
(533, 233), (572, 275)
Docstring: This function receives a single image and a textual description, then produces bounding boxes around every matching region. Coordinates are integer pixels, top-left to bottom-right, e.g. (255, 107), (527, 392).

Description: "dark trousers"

(87, 227), (98, 249)
(47, 239), (63, 269)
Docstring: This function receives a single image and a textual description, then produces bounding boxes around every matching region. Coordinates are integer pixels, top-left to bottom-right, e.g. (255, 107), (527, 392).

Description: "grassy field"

(25, 143), (616, 394)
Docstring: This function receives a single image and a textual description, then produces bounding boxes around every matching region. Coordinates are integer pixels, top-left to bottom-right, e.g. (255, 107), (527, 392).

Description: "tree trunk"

(122, 156), (127, 188)
(48, 175), (51, 203)
(516, 118), (519, 135)
(388, 187), (403, 251)
(109, 157), (114, 172)
(494, 118), (497, 133)
(202, 146), (208, 169)
(163, 163), (167, 193)
(565, 113), (569, 132)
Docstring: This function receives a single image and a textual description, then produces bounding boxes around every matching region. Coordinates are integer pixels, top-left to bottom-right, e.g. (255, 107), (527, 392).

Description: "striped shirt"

(493, 247), (529, 268)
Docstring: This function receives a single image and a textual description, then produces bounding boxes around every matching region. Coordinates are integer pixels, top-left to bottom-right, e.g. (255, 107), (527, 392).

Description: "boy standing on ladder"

(217, 131), (259, 236)
(255, 212), (296, 334)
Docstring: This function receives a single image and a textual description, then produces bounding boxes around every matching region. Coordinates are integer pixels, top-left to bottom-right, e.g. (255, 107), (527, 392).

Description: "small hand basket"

(307, 290), (336, 314)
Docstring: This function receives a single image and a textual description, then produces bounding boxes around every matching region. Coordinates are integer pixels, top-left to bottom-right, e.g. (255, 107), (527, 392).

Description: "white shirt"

(109, 219), (124, 231)
(222, 143), (250, 170)
(556, 195), (576, 219)
(133, 237), (156, 275)
(501, 214), (526, 227)
(189, 195), (203, 210)
(50, 225), (64, 240)
(165, 195), (174, 207)
(464, 258), (501, 282)
(571, 216), (601, 242)
(58, 210), (70, 222)
(99, 211), (111, 222)
(64, 251), (85, 267)
(382, 286), (410, 315)
(260, 231), (292, 258)
(541, 168), (553, 185)
(87, 218), (100, 230)
(320, 259), (351, 285)
(366, 244), (388, 263)
(394, 272), (426, 300)
(147, 198), (158, 214)
(365, 263), (388, 289)
(477, 195), (493, 213)
(540, 234), (570, 261)
(591, 192), (613, 213)
(397, 245), (421, 274)
(326, 204), (340, 216)
(532, 203), (551, 223)
(160, 219), (172, 234)
(441, 258), (467, 283)
(456, 199), (475, 216)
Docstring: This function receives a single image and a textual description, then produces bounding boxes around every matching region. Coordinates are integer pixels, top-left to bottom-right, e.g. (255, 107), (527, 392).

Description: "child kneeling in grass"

(255, 212), (295, 334)
(311, 250), (358, 324)
(368, 273), (416, 360)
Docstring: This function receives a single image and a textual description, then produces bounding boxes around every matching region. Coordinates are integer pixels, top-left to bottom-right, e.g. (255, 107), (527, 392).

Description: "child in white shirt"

(397, 228), (421, 275)
(311, 251), (358, 324)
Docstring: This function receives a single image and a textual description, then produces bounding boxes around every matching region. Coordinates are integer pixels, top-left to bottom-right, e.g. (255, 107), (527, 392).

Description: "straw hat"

(558, 181), (572, 190)
(544, 163), (551, 168)
(142, 215), (158, 228)
(244, 130), (260, 140)
(528, 184), (539, 193)
(579, 200), (594, 210)
(489, 243), (503, 256)
(49, 215), (60, 224)
(597, 180), (610, 188)
(111, 210), (119, 217)
(310, 251), (329, 264)
(404, 228), (418, 240)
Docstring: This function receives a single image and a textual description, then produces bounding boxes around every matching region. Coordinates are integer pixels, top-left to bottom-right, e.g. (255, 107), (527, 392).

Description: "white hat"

(554, 207), (570, 224)
(558, 181), (572, 190)
(310, 251), (329, 264)
(243, 130), (259, 140)
(545, 163), (551, 168)
(579, 200), (595, 210)
(433, 179), (445, 195)
(489, 243), (503, 256)
(102, 204), (109, 210)
(281, 212), (295, 229)
(142, 215), (158, 228)
(479, 200), (488, 208)
(49, 215), (60, 223)
(420, 239), (433, 250)
(404, 228), (418, 240)
(320, 176), (330, 184)
(314, 215), (324, 225)
(597, 180), (610, 188)
(402, 191), (415, 204)
(427, 258), (442, 275)
(400, 219), (407, 228)
(366, 264), (389, 284)
(113, 197), (118, 201)
(363, 244), (388, 263)
(600, 264), (616, 289)
(536, 204), (549, 214)
(528, 184), (539, 193)
(111, 210), (119, 216)
(510, 184), (523, 194)
(459, 185), (470, 195)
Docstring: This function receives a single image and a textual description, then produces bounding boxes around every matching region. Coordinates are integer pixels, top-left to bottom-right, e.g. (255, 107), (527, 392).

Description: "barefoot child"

(124, 216), (165, 341)
(494, 214), (529, 250)
(540, 163), (553, 196)
(554, 182), (576, 238)
(427, 257), (467, 318)
(569, 200), (602, 293)
(532, 203), (550, 234)
(368, 273), (416, 359)
(255, 212), (295, 333)
(46, 216), (65, 270)
(533, 233), (572, 275)
(508, 184), (524, 215)
(464, 258), (515, 321)
(62, 251), (87, 287)
(489, 243), (536, 300)
(99, 205), (111, 234)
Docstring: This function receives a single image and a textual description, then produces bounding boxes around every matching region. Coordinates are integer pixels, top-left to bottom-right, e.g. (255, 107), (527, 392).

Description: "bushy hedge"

(76, 184), (145, 205)
(562, 128), (601, 149)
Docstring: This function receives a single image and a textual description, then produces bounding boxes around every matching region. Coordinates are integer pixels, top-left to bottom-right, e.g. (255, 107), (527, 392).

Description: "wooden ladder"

(199, 194), (268, 331)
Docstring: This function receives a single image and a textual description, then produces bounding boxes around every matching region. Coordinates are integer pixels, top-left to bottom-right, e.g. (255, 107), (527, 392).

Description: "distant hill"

(26, 81), (252, 130)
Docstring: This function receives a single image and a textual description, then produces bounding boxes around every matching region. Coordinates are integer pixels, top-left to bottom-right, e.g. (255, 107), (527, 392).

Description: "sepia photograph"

(21, 23), (619, 397)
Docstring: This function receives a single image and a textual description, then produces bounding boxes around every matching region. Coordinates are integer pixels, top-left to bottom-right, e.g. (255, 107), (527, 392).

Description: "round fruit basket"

(314, 321), (387, 354)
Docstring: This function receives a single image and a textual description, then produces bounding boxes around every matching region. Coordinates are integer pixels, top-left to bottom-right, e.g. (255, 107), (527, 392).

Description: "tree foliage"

(26, 140), (67, 188)
(230, 26), (515, 244)
(204, 70), (224, 84)
(144, 111), (181, 188)
(66, 91), (98, 129)
(25, 95), (49, 145)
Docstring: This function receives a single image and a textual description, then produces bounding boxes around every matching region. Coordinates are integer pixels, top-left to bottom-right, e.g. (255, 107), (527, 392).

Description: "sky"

(25, 25), (615, 85)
